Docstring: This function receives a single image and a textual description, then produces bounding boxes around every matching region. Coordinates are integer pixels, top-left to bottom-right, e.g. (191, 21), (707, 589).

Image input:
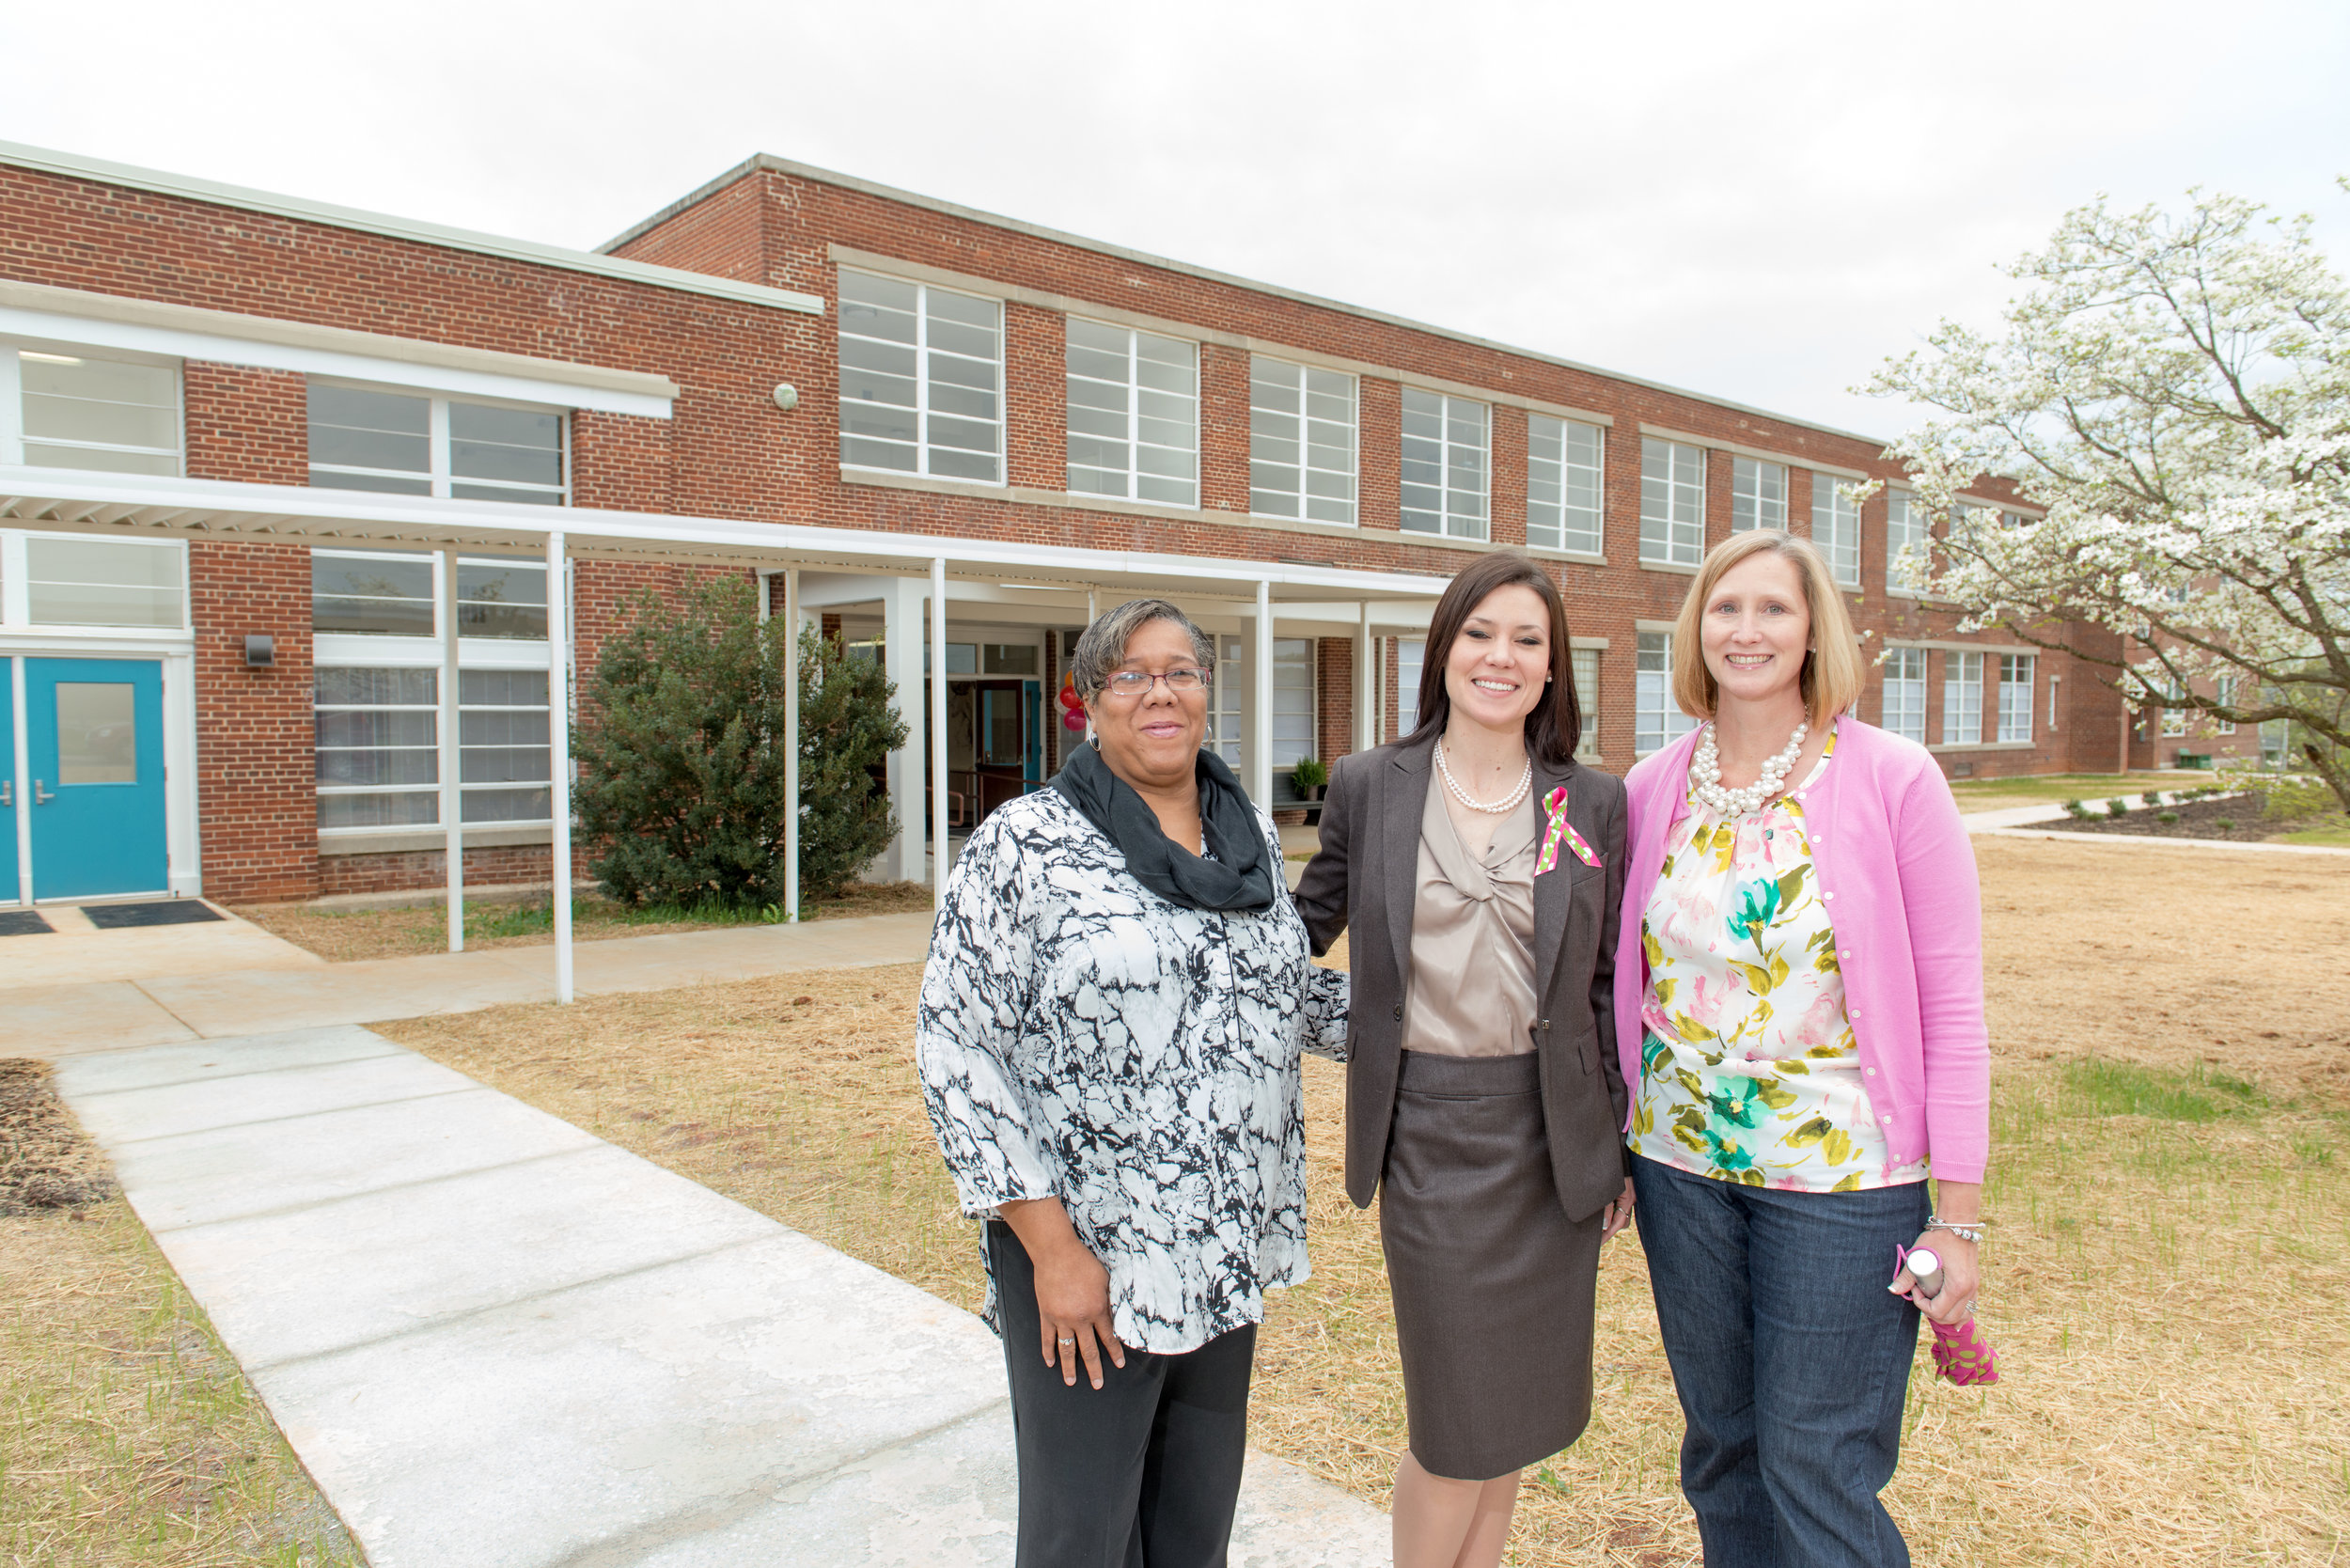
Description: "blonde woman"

(1610, 530), (1989, 1568)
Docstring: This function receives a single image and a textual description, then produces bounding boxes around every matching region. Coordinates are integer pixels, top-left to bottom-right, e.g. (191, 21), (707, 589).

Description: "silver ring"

(1058, 1336), (1074, 1345)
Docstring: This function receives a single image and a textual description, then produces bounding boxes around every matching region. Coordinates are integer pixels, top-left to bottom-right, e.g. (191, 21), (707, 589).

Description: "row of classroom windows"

(835, 272), (2024, 583)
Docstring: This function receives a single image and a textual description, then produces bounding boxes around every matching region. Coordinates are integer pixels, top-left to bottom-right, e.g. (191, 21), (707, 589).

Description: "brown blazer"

(1292, 732), (1630, 1222)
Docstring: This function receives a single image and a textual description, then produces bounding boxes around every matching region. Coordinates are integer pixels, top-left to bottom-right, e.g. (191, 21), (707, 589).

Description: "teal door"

(0, 664), (17, 902)
(26, 658), (167, 900)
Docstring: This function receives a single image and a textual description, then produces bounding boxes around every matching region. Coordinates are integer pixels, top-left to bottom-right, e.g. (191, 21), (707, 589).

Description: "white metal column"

(439, 547), (462, 952)
(881, 576), (928, 885)
(930, 557), (948, 907)
(1355, 600), (1374, 755)
(1252, 579), (1274, 807)
(545, 530), (572, 1003)
(9, 656), (28, 906)
(783, 569), (801, 923)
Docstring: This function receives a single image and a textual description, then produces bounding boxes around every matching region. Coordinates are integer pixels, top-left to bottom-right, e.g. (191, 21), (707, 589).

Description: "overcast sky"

(5, 0), (2345, 440)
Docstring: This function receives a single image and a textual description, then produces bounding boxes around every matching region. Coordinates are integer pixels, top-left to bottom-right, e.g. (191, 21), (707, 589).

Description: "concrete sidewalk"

(54, 1025), (1386, 1568)
(2, 912), (936, 1058)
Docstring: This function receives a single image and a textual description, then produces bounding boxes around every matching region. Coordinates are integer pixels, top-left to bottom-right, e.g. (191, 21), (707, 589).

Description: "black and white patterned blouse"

(916, 787), (1350, 1356)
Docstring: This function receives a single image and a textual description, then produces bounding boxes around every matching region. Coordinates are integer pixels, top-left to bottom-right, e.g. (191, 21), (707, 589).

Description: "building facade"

(0, 141), (2242, 909)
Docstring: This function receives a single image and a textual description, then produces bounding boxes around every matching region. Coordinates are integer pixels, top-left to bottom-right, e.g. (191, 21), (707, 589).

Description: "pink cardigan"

(1611, 718), (1991, 1184)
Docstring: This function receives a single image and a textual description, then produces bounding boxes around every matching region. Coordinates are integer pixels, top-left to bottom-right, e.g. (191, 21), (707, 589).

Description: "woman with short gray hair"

(918, 598), (1348, 1568)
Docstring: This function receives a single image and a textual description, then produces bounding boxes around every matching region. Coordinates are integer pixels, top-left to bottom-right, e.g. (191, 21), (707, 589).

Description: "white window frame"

(1812, 471), (1861, 588)
(1942, 651), (1983, 746)
(307, 381), (569, 504)
(1065, 318), (1199, 508)
(1248, 356), (1356, 525)
(1, 340), (184, 475)
(1208, 635), (1246, 766)
(1883, 646), (1927, 744)
(1998, 653), (2035, 744)
(1639, 439), (1705, 567)
(1528, 416), (1604, 555)
(0, 530), (191, 634)
(1730, 457), (1786, 533)
(1272, 637), (1315, 773)
(1887, 490), (1928, 597)
(1400, 389), (1489, 541)
(1396, 637), (1425, 736)
(836, 270), (1005, 484)
(1571, 645), (1602, 762)
(2215, 676), (2236, 734)
(310, 547), (556, 837)
(1637, 630), (1699, 754)
(2157, 676), (2188, 737)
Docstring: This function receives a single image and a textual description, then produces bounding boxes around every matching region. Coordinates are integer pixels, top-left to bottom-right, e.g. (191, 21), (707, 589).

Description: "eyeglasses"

(1103, 668), (1207, 698)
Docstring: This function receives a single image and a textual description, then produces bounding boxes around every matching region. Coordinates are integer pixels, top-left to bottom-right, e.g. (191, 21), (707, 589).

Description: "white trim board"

(0, 140), (823, 318)
(1, 291), (673, 419)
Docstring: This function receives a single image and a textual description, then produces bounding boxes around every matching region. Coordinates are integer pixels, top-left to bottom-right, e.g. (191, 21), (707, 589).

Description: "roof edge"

(0, 140), (824, 317)
(605, 152), (1895, 453)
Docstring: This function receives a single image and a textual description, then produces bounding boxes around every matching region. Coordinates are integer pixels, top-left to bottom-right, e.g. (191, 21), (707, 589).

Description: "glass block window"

(1998, 654), (2035, 743)
(1066, 319), (1198, 506)
(1731, 457), (1786, 533)
(1249, 357), (1355, 524)
(1637, 631), (1699, 753)
(1400, 390), (1488, 540)
(836, 271), (1002, 482)
(1883, 646), (1927, 744)
(1396, 638), (1425, 737)
(1812, 471), (1861, 587)
(1639, 439), (1704, 567)
(24, 536), (186, 629)
(314, 666), (552, 830)
(311, 550), (546, 640)
(15, 350), (181, 475)
(1273, 638), (1314, 769)
(1528, 416), (1603, 554)
(1571, 646), (1601, 761)
(1887, 490), (1927, 595)
(1943, 651), (1983, 745)
(308, 384), (566, 504)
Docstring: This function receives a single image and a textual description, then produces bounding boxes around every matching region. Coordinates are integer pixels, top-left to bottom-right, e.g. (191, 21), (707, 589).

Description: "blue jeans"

(1632, 1154), (1928, 1568)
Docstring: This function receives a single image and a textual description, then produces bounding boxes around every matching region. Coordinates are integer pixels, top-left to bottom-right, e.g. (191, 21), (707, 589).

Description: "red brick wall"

(1316, 637), (1353, 767)
(183, 362), (306, 484)
(1004, 302), (1066, 491)
(1198, 343), (1252, 515)
(188, 541), (317, 902)
(319, 842), (555, 898)
(572, 410), (674, 512)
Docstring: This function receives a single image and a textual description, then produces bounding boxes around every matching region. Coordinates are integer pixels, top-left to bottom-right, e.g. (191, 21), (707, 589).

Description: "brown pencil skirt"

(1380, 1049), (1604, 1482)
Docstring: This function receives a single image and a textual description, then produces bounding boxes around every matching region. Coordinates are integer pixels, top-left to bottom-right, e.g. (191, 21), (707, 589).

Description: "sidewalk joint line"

(129, 977), (203, 1036)
(106, 1085), (488, 1145)
(70, 1046), (415, 1100)
(242, 1231), (783, 1374)
(149, 1141), (607, 1234)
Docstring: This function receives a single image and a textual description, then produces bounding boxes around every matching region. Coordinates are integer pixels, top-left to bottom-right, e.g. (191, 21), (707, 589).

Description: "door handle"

(33, 779), (54, 806)
(0, 780), (9, 807)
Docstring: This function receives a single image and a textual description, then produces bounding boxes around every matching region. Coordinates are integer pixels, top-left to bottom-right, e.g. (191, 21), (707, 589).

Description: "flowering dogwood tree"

(1866, 185), (2350, 809)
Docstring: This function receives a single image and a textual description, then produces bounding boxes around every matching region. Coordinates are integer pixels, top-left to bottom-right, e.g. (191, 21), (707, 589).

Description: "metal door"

(25, 657), (167, 900)
(0, 662), (18, 902)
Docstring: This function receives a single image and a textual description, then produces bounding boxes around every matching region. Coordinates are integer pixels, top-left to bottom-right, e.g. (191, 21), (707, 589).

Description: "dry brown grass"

(0, 1063), (360, 1568)
(382, 839), (2350, 1565)
(237, 880), (934, 964)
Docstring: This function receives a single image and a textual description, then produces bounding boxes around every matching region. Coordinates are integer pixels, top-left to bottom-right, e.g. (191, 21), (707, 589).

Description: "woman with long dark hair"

(1294, 551), (1631, 1568)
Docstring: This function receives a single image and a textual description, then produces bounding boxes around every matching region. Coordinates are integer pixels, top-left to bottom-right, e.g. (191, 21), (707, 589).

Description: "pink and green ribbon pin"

(1535, 786), (1603, 874)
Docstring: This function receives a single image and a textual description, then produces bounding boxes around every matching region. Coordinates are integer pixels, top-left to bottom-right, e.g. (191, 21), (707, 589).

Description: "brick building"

(0, 140), (2233, 908)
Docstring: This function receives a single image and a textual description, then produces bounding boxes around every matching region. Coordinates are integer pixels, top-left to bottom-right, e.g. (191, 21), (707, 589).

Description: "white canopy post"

(783, 568), (801, 923)
(930, 556), (949, 908)
(1085, 588), (1098, 744)
(545, 529), (572, 1003)
(439, 545), (462, 952)
(1355, 599), (1374, 755)
(1252, 579), (1274, 807)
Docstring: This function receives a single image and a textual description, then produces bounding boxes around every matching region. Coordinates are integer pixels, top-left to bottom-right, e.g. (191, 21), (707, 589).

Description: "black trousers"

(987, 1220), (1257, 1568)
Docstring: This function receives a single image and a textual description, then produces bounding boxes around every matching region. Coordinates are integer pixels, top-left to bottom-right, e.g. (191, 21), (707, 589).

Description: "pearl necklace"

(1434, 739), (1532, 815)
(1690, 720), (1810, 818)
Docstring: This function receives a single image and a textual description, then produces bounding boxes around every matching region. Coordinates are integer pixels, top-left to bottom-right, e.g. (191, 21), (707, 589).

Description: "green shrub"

(2106, 798), (2129, 817)
(2216, 817), (2237, 830)
(2157, 810), (2180, 824)
(573, 576), (908, 909)
(2061, 798), (2090, 820)
(2141, 790), (2166, 808)
(1291, 757), (1328, 792)
(2260, 775), (2339, 822)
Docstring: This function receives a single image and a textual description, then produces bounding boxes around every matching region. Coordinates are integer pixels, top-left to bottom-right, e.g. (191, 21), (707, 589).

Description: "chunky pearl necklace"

(1690, 720), (1809, 818)
(1434, 739), (1533, 815)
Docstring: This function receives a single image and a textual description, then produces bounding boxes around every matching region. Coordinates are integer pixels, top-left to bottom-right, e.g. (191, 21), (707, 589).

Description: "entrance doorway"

(937, 678), (1043, 829)
(9, 656), (168, 901)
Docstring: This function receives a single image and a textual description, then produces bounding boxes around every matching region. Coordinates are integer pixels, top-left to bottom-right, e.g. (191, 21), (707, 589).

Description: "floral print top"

(1629, 727), (1928, 1191)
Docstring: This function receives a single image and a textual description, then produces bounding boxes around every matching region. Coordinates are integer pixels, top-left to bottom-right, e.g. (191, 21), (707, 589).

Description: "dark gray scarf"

(1052, 743), (1277, 913)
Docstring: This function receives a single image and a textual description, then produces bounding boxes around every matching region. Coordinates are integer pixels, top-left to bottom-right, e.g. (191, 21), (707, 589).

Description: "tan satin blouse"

(1402, 779), (1539, 1058)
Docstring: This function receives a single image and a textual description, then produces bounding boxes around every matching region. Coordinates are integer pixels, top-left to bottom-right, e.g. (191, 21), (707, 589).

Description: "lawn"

(235, 880), (933, 964)
(375, 835), (2350, 1564)
(0, 1064), (360, 1568)
(1942, 771), (2207, 814)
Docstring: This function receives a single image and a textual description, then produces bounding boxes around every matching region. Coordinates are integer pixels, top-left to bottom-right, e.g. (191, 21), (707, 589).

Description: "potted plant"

(1290, 757), (1328, 802)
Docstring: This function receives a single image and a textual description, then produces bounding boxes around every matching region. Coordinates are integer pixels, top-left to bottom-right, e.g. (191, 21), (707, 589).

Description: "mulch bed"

(0, 1060), (115, 1215)
(2041, 791), (2343, 842)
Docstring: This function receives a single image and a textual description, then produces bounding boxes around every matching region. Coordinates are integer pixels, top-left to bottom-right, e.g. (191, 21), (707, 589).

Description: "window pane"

(25, 538), (186, 628)
(449, 402), (564, 491)
(314, 553), (435, 637)
(838, 273), (1000, 481)
(309, 384), (431, 476)
(457, 561), (549, 640)
(1812, 472), (1861, 588)
(55, 682), (136, 784)
(20, 353), (180, 465)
